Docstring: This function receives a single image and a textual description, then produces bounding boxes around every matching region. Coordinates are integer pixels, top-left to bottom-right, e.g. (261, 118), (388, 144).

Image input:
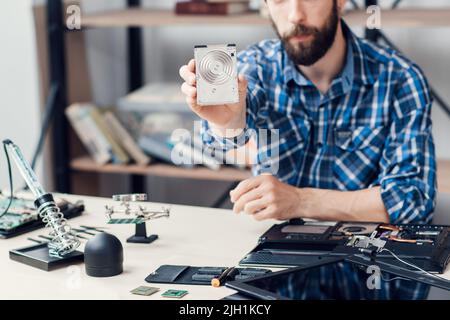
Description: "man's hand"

(179, 59), (248, 136)
(230, 175), (390, 223)
(230, 175), (305, 221)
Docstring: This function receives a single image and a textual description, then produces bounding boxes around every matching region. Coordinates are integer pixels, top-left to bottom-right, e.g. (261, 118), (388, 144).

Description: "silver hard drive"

(194, 44), (239, 106)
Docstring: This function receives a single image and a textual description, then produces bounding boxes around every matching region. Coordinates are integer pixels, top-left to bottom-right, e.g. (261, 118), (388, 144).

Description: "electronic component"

(337, 222), (378, 235)
(107, 218), (145, 225)
(131, 286), (160, 296)
(281, 225), (330, 234)
(162, 289), (188, 299)
(346, 235), (386, 251)
(3, 140), (80, 256)
(194, 44), (239, 106)
(0, 197), (38, 231)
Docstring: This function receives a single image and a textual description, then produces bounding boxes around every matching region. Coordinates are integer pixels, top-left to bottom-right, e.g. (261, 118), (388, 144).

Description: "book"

(135, 111), (196, 167)
(138, 133), (192, 167)
(103, 111), (151, 166)
(175, 0), (250, 15)
(89, 107), (130, 164)
(172, 137), (222, 170)
(138, 132), (222, 170)
(116, 83), (253, 170)
(117, 82), (187, 113)
(65, 103), (112, 165)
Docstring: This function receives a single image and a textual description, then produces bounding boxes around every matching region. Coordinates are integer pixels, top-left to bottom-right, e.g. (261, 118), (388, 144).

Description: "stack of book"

(118, 91), (225, 170)
(65, 103), (151, 166)
(175, 0), (250, 15)
(67, 82), (255, 170)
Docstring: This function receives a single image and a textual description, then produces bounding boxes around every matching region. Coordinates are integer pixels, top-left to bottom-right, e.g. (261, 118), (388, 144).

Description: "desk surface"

(2, 194), (450, 300)
(0, 194), (275, 300)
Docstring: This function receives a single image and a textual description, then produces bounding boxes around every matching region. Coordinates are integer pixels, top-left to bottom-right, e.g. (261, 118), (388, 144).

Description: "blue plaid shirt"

(203, 22), (436, 224)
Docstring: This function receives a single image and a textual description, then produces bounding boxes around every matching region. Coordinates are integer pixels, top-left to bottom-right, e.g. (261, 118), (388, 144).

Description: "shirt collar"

(343, 21), (376, 85)
(282, 20), (375, 88)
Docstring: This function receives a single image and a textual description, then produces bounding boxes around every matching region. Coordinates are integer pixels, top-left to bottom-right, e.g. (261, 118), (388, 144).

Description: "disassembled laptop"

(241, 219), (450, 273)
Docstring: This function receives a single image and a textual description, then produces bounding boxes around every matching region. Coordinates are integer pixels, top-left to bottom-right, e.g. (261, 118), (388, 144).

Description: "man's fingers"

(243, 197), (268, 215)
(230, 176), (264, 203)
(237, 75), (247, 101)
(181, 82), (196, 98)
(252, 206), (276, 221)
(179, 63), (196, 85)
(238, 75), (247, 92)
(188, 59), (196, 72)
(232, 187), (263, 214)
(179, 65), (189, 82)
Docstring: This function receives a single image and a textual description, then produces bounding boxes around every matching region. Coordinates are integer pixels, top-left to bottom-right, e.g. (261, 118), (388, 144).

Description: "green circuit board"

(107, 218), (145, 225)
(0, 197), (38, 231)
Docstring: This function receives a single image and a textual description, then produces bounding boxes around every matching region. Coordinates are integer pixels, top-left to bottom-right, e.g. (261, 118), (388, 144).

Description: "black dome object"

(84, 232), (123, 277)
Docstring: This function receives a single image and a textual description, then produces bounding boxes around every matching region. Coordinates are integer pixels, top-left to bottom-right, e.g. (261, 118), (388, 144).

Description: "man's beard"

(272, 2), (339, 66)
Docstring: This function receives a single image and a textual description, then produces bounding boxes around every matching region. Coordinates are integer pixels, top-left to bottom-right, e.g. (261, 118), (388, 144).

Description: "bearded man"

(179, 0), (436, 225)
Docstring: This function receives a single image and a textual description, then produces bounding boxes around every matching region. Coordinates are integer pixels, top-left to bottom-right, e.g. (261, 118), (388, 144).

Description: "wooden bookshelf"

(70, 156), (252, 182)
(81, 9), (450, 28)
(40, 1), (450, 197)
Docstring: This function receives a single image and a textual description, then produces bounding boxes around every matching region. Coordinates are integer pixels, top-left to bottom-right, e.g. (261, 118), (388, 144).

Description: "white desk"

(1, 194), (450, 300)
(0, 194), (275, 300)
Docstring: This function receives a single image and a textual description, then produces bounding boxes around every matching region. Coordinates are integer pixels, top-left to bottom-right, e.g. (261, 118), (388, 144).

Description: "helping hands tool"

(105, 194), (170, 244)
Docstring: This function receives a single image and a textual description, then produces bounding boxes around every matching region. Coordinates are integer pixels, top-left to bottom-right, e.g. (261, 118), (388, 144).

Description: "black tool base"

(127, 234), (158, 243)
(9, 243), (84, 271)
(127, 222), (158, 244)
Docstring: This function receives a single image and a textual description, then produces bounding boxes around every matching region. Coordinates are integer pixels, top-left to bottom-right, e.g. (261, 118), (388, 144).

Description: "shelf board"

(345, 8), (450, 28)
(72, 157), (450, 191)
(80, 8), (450, 28)
(70, 156), (252, 182)
(81, 9), (267, 27)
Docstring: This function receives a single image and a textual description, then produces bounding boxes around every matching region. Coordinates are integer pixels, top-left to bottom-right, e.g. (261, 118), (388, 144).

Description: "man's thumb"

(238, 74), (248, 98)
